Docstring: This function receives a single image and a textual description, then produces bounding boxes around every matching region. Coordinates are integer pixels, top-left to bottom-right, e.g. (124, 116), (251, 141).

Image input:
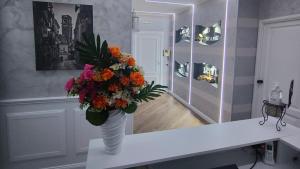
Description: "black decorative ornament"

(259, 80), (295, 131)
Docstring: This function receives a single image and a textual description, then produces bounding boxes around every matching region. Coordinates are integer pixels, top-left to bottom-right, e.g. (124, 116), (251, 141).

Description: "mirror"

(175, 61), (189, 78)
(193, 62), (219, 88)
(195, 21), (221, 46)
(176, 26), (191, 43)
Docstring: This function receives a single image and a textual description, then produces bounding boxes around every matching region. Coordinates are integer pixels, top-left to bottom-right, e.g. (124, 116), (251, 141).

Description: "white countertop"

(281, 135), (300, 152)
(86, 117), (300, 169)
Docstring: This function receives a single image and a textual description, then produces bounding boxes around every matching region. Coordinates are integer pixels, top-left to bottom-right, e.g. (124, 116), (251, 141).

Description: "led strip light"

(219, 0), (229, 123)
(188, 4), (195, 104)
(171, 13), (176, 92)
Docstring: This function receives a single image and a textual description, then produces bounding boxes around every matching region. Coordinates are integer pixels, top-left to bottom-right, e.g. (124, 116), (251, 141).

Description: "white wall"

(0, 97), (132, 169)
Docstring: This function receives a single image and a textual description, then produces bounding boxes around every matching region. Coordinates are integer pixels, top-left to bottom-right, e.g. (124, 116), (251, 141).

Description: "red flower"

(130, 72), (145, 86)
(108, 83), (119, 93)
(120, 76), (130, 86)
(92, 95), (108, 109)
(115, 99), (128, 109)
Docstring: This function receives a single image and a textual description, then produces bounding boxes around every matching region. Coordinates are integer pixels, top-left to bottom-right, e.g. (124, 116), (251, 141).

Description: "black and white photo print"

(33, 1), (93, 70)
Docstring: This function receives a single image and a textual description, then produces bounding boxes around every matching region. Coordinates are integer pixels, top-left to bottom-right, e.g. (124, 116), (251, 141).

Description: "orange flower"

(130, 72), (145, 86)
(109, 47), (121, 58)
(127, 57), (136, 66)
(92, 72), (102, 82)
(92, 95), (108, 109)
(108, 83), (119, 93)
(115, 99), (128, 109)
(101, 68), (114, 81)
(120, 76), (130, 86)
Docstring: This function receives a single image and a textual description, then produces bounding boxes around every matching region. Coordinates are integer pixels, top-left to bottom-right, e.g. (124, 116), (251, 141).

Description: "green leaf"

(101, 40), (108, 58)
(86, 106), (109, 126)
(134, 81), (167, 103)
(76, 33), (107, 68)
(96, 35), (101, 54)
(123, 102), (137, 114)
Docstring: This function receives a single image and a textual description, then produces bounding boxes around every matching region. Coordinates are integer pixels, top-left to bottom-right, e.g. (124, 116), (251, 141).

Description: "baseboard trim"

(40, 162), (86, 169)
(169, 92), (216, 124)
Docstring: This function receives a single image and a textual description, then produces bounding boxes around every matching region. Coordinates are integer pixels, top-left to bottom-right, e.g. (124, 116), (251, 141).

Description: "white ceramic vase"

(101, 110), (126, 155)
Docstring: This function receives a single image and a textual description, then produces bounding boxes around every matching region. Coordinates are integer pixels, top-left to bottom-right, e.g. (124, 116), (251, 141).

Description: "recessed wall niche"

(175, 61), (189, 78)
(195, 21), (221, 46)
(193, 63), (219, 88)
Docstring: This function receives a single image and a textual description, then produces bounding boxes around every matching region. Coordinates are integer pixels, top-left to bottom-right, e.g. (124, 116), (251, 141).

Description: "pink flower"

(84, 64), (94, 70)
(83, 64), (94, 80)
(79, 90), (88, 104)
(78, 73), (84, 84)
(65, 78), (74, 91)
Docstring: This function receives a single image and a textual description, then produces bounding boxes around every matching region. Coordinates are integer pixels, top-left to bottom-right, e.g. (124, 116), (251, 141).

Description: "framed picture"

(33, 1), (93, 70)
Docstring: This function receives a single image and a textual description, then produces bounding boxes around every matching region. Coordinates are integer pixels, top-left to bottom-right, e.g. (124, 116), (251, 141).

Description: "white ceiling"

(132, 0), (207, 14)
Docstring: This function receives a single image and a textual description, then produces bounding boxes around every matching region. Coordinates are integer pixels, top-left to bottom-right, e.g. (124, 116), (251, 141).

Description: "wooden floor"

(133, 94), (207, 134)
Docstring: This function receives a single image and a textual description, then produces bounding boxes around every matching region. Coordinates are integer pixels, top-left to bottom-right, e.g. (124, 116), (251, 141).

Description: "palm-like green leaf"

(76, 34), (100, 65)
(134, 81), (168, 102)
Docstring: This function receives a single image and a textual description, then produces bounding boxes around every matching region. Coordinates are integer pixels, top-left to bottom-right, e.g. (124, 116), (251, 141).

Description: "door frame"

(132, 30), (165, 85)
(252, 14), (300, 118)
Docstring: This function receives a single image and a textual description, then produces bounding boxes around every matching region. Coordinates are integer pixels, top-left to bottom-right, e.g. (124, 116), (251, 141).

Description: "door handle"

(257, 80), (264, 84)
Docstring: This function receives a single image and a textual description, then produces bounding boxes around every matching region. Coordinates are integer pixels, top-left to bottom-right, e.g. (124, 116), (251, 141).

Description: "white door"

(133, 31), (164, 84)
(253, 15), (300, 127)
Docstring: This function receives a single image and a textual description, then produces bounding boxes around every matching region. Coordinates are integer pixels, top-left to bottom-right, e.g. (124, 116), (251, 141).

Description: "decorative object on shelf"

(259, 100), (287, 131)
(175, 61), (189, 77)
(176, 26), (191, 43)
(259, 80), (294, 131)
(269, 82), (282, 105)
(65, 34), (167, 154)
(33, 1), (93, 70)
(193, 62), (219, 88)
(195, 21), (221, 46)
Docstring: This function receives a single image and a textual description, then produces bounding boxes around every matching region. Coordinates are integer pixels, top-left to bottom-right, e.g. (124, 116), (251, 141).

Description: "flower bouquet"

(65, 34), (167, 154)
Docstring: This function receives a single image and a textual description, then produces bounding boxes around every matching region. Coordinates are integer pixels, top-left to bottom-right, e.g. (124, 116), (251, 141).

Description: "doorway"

(133, 31), (165, 85)
(252, 15), (300, 127)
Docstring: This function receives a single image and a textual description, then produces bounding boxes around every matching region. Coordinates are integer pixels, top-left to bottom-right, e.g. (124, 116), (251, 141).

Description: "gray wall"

(231, 0), (259, 121)
(259, 0), (300, 19)
(0, 0), (132, 100)
(232, 0), (300, 121)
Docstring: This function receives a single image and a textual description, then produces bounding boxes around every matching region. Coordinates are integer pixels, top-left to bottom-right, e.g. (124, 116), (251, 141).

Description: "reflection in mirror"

(193, 63), (219, 88)
(175, 26), (191, 43)
(195, 21), (221, 46)
(175, 61), (189, 78)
